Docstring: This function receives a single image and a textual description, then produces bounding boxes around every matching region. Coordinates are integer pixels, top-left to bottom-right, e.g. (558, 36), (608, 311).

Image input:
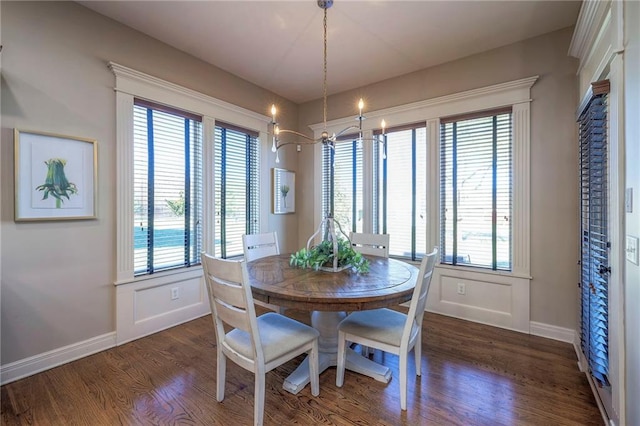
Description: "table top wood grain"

(246, 254), (419, 311)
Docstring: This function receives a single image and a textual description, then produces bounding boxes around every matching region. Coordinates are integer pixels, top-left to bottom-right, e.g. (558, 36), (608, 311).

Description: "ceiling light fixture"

(269, 0), (387, 164)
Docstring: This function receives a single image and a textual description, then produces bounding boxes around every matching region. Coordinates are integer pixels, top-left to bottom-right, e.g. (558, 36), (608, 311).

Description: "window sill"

(114, 265), (203, 287)
(435, 263), (531, 280)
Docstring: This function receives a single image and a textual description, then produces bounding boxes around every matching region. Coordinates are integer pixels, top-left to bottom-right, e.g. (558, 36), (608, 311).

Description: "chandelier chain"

(269, 0), (386, 164)
(323, 7), (328, 130)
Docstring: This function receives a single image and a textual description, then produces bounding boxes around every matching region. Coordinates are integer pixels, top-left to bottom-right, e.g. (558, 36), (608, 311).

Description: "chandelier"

(269, 0), (387, 164)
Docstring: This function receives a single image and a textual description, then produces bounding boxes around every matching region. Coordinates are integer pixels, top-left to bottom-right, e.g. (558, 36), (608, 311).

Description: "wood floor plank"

(1, 310), (603, 425)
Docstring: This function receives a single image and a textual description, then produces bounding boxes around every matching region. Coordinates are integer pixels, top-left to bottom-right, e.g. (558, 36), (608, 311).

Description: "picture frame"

(272, 168), (295, 214)
(14, 129), (97, 221)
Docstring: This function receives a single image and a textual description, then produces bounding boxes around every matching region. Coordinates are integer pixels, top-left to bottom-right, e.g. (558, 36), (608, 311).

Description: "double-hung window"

(375, 123), (427, 260)
(439, 108), (512, 270)
(214, 122), (260, 258)
(133, 99), (203, 276)
(321, 138), (363, 233)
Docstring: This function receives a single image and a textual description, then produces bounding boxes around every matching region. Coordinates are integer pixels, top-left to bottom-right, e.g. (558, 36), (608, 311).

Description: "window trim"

(111, 62), (270, 285)
(311, 76), (537, 278)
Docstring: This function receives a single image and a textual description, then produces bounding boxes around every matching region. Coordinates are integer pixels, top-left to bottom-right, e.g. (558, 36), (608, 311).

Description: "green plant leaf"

(289, 237), (370, 273)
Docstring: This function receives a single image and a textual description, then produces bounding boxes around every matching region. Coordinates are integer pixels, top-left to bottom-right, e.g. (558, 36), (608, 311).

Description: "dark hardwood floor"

(2, 309), (602, 425)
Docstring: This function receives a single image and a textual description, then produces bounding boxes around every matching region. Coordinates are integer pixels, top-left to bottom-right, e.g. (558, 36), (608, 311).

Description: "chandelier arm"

(276, 129), (318, 142)
(275, 141), (320, 151)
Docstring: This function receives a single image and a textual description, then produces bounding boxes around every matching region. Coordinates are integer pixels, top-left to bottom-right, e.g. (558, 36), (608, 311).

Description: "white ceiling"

(79, 0), (582, 104)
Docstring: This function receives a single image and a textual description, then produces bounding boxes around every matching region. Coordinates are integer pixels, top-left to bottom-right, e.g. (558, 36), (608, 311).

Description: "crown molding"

(568, 0), (611, 60)
(108, 62), (270, 125)
(311, 75), (538, 134)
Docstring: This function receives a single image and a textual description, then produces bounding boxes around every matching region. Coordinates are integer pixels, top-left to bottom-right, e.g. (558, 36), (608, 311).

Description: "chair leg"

(335, 331), (347, 387)
(309, 340), (320, 397)
(415, 331), (422, 376)
(399, 347), (408, 411)
(254, 369), (266, 426)
(216, 349), (226, 402)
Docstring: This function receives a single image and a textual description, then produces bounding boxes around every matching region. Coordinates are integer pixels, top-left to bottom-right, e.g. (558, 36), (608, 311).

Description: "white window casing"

(312, 76), (537, 332)
(110, 62), (269, 344)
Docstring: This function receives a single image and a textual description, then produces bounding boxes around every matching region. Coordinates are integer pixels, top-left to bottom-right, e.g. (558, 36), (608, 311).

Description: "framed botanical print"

(272, 168), (295, 214)
(14, 129), (97, 221)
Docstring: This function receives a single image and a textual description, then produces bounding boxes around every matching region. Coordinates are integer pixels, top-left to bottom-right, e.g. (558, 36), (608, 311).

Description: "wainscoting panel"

(115, 268), (210, 345)
(427, 265), (531, 333)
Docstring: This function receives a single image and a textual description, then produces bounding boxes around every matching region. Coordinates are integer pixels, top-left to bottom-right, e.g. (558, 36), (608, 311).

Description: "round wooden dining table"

(246, 253), (419, 395)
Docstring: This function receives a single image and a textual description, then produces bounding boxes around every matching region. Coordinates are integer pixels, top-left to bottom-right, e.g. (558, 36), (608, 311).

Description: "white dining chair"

(242, 232), (284, 312)
(335, 247), (438, 411)
(201, 253), (320, 426)
(349, 232), (389, 257)
(349, 232), (390, 356)
(243, 232), (280, 262)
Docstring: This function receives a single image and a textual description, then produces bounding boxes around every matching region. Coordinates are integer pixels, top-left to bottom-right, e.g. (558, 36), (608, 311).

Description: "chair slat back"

(243, 232), (280, 262)
(202, 253), (257, 337)
(403, 247), (438, 342)
(349, 232), (390, 257)
(212, 283), (252, 333)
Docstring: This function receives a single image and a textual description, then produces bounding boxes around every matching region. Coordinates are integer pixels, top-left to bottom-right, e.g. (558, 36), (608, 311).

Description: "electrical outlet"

(457, 283), (466, 295)
(171, 287), (180, 300)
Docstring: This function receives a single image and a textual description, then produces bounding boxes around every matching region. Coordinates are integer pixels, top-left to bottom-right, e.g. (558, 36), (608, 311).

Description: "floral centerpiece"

(289, 215), (370, 274)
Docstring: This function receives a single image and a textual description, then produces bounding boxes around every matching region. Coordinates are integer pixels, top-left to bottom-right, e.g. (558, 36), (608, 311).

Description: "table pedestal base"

(282, 311), (392, 395)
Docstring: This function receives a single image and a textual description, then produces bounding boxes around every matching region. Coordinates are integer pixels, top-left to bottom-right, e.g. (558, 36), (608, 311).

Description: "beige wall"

(1, 1), (583, 369)
(298, 27), (580, 328)
(0, 1), (297, 365)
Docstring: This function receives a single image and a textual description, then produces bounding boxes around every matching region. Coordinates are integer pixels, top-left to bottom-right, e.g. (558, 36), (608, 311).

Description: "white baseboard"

(0, 332), (116, 386)
(582, 361), (613, 426)
(573, 333), (612, 426)
(1, 269), (210, 385)
(529, 321), (575, 343)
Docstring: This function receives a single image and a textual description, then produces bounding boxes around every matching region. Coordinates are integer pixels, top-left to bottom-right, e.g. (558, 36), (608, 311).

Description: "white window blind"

(133, 99), (203, 276)
(375, 124), (427, 260)
(440, 109), (512, 270)
(322, 138), (363, 233)
(579, 81), (610, 387)
(214, 122), (260, 258)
